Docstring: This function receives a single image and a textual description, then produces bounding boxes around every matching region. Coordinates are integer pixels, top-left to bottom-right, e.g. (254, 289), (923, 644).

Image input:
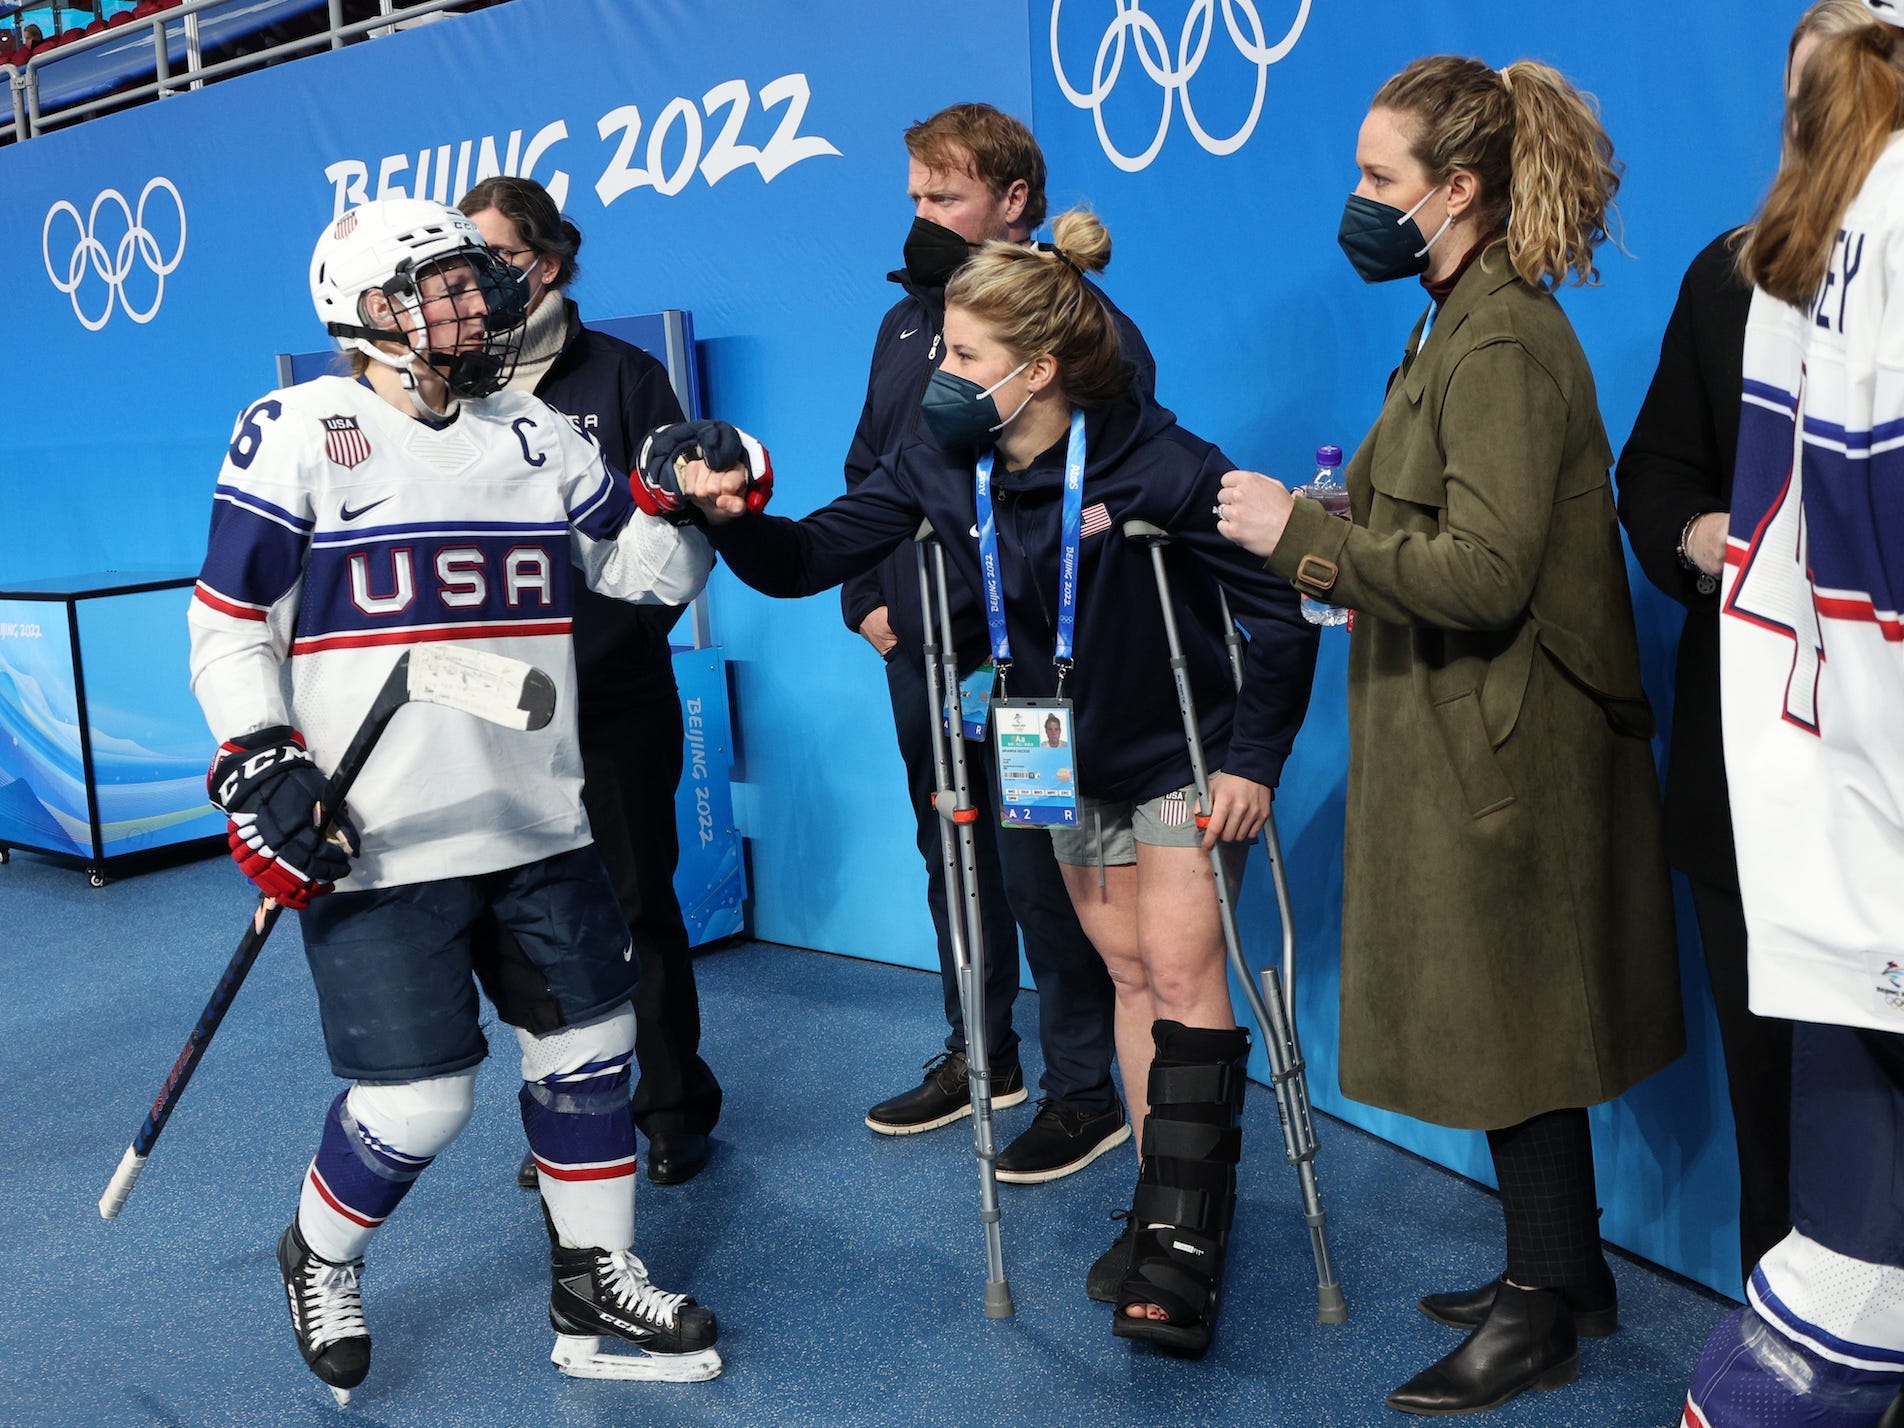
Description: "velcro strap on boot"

(1132, 1182), (1236, 1238)
(1118, 1226), (1225, 1323)
(1146, 1062), (1238, 1108)
(1140, 1118), (1242, 1167)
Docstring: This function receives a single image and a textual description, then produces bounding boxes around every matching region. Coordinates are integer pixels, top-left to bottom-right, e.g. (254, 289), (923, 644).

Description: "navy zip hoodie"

(839, 261), (1158, 673)
(717, 392), (1317, 800)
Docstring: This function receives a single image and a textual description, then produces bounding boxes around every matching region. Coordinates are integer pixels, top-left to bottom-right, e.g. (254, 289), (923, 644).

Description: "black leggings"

(1486, 1108), (1608, 1290)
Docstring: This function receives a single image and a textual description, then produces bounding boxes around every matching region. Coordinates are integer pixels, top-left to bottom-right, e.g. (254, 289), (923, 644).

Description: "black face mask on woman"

(1336, 186), (1451, 284)
(918, 361), (1030, 451)
(902, 216), (974, 289)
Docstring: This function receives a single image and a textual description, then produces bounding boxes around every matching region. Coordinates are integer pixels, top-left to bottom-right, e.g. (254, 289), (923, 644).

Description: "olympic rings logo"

(41, 177), (188, 331)
(1050, 0), (1310, 173)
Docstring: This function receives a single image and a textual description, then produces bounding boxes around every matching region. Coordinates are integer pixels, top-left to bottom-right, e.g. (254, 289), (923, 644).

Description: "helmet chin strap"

(402, 360), (460, 420)
(328, 319), (460, 418)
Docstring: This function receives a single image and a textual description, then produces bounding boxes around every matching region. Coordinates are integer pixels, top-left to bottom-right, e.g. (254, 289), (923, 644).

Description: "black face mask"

(902, 216), (973, 289)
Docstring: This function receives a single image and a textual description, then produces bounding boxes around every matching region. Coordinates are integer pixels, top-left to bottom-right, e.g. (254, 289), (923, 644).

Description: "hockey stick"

(98, 645), (557, 1219)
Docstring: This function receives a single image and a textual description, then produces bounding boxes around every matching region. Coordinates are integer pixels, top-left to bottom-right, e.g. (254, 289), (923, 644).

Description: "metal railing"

(3, 0), (472, 140)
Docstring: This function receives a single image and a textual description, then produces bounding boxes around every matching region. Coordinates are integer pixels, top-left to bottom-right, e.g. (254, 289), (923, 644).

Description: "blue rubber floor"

(0, 848), (1730, 1425)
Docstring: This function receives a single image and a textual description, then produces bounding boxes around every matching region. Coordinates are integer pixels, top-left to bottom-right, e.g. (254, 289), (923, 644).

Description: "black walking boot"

(1387, 1281), (1579, 1416)
(1085, 1199), (1136, 1303)
(1112, 1020), (1250, 1358)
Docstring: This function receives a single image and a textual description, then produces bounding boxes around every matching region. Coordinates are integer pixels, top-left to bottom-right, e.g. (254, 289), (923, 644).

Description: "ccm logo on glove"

(207, 726), (361, 910)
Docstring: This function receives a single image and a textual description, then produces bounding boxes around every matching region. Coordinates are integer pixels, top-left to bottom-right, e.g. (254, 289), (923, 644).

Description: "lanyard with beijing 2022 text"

(974, 407), (1087, 700)
(976, 408), (1087, 828)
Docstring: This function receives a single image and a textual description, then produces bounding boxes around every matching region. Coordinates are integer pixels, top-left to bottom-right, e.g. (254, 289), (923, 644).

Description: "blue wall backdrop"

(0, 0), (1808, 1294)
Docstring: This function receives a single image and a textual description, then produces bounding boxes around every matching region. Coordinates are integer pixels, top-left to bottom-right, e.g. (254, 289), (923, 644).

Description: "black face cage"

(385, 246), (530, 399)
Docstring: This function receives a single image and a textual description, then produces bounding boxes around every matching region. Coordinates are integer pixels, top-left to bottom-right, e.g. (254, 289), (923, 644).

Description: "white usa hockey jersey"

(1722, 132), (1904, 1032)
(188, 374), (711, 889)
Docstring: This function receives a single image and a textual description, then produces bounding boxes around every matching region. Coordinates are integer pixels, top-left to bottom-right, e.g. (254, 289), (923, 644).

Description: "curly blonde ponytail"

(1373, 55), (1621, 290)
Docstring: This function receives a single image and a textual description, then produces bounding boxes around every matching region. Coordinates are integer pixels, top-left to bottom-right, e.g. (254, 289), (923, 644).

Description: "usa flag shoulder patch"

(322, 415), (372, 469)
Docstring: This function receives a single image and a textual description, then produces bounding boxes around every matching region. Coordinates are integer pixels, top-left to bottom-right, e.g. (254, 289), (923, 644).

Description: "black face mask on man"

(902, 216), (974, 289)
(1336, 185), (1452, 284)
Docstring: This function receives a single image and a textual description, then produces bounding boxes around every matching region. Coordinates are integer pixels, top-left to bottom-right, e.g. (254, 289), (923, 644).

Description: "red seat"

(132, 0), (163, 15)
(84, 19), (108, 35)
(107, 9), (135, 24)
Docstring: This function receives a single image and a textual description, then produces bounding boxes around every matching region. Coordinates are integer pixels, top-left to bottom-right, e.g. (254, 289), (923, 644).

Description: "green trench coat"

(1269, 249), (1685, 1129)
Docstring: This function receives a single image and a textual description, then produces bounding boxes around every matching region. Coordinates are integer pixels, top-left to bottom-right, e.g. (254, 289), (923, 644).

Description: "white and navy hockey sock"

(1684, 1230), (1904, 1425)
(518, 1002), (638, 1251)
(297, 1073), (476, 1264)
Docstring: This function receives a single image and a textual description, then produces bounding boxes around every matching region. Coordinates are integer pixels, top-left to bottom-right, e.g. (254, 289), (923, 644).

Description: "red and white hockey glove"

(207, 726), (360, 910)
(633, 420), (774, 523)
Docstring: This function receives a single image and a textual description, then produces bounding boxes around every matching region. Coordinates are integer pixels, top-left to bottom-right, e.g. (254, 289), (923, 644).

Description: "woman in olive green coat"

(1220, 56), (1684, 1418)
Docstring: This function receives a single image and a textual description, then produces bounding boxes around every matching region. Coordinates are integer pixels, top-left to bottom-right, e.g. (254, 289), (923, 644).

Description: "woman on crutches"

(1218, 57), (1686, 1417)
(678, 210), (1318, 1355)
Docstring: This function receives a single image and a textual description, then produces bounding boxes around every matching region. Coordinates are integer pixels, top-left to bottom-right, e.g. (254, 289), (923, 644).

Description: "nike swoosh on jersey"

(339, 496), (394, 522)
(900, 327), (920, 339)
(968, 524), (981, 538)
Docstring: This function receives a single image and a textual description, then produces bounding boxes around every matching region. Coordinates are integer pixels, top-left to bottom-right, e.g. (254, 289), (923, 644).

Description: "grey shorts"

(1048, 781), (1204, 867)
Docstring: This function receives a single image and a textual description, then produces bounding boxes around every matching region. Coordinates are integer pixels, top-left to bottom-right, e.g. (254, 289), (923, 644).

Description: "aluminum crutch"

(1215, 587), (1299, 1020)
(1121, 519), (1346, 1324)
(913, 520), (1013, 1319)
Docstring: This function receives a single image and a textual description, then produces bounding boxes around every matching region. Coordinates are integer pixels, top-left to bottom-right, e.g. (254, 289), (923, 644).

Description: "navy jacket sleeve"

(838, 345), (893, 634)
(1615, 231), (1749, 611)
(1163, 441), (1320, 791)
(711, 451), (927, 600)
(629, 354), (688, 440)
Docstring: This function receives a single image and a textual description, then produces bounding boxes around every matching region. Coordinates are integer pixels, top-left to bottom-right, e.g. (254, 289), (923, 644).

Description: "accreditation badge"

(993, 698), (1079, 827)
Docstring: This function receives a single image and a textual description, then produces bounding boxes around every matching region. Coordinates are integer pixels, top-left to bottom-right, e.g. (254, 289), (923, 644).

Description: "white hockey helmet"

(309, 197), (529, 399)
(1868, 0), (1904, 26)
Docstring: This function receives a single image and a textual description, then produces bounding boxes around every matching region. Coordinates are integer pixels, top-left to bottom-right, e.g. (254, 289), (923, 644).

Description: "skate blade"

(330, 1386), (352, 1408)
(551, 1334), (722, 1383)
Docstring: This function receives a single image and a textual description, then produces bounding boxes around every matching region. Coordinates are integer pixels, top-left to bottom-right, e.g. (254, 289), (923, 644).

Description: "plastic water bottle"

(1295, 445), (1349, 627)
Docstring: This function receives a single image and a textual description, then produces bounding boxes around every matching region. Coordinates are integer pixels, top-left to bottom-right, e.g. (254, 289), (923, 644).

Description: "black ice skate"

(549, 1241), (722, 1383)
(277, 1220), (370, 1407)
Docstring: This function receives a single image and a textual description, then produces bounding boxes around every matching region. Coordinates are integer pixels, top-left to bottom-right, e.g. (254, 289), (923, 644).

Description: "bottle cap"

(1316, 444), (1343, 466)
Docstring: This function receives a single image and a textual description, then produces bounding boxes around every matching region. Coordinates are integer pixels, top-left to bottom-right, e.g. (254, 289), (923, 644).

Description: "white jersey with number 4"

(1722, 132), (1904, 1033)
(187, 374), (711, 889)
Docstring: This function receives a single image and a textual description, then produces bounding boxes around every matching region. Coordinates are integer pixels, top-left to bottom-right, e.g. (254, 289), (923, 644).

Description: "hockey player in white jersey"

(1685, 9), (1904, 1425)
(187, 198), (764, 1404)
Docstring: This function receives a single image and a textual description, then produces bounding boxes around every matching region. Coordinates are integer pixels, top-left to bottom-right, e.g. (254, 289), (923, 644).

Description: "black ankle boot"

(1387, 1282), (1579, 1416)
(1419, 1260), (1618, 1337)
